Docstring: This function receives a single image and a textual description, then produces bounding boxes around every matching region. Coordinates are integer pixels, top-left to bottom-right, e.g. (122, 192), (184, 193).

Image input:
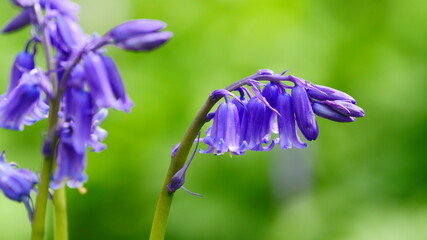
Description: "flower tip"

(108, 19), (168, 42)
(116, 31), (173, 52)
(257, 69), (274, 76)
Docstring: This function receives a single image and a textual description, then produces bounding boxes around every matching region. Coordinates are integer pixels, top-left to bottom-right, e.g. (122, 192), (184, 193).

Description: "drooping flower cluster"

(201, 69), (365, 155)
(167, 69), (364, 194)
(0, 0), (172, 192)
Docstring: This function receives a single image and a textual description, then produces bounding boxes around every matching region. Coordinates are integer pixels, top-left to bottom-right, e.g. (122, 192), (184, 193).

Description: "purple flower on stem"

(200, 69), (364, 156)
(0, 72), (42, 130)
(307, 84), (356, 103)
(201, 99), (243, 155)
(115, 31), (173, 52)
(2, 8), (33, 33)
(0, 151), (38, 220)
(83, 52), (119, 109)
(101, 56), (134, 112)
(51, 140), (87, 189)
(9, 50), (35, 92)
(276, 92), (307, 149)
(107, 19), (167, 42)
(105, 19), (172, 52)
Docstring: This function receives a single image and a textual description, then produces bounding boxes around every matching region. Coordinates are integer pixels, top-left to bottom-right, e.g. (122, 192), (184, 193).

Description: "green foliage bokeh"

(0, 0), (426, 239)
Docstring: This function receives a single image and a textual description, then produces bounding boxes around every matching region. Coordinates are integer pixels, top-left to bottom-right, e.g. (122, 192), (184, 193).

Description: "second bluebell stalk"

(168, 69), (365, 193)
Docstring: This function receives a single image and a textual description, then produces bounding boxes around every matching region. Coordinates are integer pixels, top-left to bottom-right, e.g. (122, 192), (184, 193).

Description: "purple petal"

(312, 102), (356, 122)
(108, 19), (167, 42)
(116, 31), (173, 52)
(41, 0), (80, 20)
(9, 51), (35, 92)
(51, 141), (87, 189)
(2, 8), (32, 33)
(0, 73), (41, 131)
(276, 92), (307, 149)
(325, 100), (365, 117)
(101, 55), (134, 112)
(63, 89), (94, 154)
(307, 85), (356, 103)
(55, 15), (87, 53)
(0, 152), (38, 203)
(292, 86), (319, 141)
(83, 53), (117, 108)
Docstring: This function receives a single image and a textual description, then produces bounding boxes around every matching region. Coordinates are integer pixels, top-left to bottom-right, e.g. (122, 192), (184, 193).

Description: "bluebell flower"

(2, 8), (32, 33)
(276, 92), (307, 149)
(62, 88), (94, 154)
(107, 19), (167, 42)
(0, 72), (42, 130)
(115, 31), (173, 52)
(0, 151), (38, 220)
(307, 84), (356, 103)
(240, 97), (277, 151)
(201, 99), (244, 155)
(51, 139), (87, 189)
(9, 50), (35, 92)
(292, 85), (319, 141)
(83, 52), (120, 109)
(53, 15), (87, 53)
(101, 56), (134, 112)
(200, 69), (364, 156)
(2, 0), (171, 191)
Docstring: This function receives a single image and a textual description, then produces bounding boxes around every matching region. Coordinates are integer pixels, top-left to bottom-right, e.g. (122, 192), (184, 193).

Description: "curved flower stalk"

(1, 0), (172, 239)
(150, 69), (364, 240)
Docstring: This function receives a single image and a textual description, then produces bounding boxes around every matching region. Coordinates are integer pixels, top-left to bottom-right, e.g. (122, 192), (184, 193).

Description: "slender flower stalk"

(1, 1), (172, 239)
(150, 69), (364, 239)
(31, 3), (63, 240)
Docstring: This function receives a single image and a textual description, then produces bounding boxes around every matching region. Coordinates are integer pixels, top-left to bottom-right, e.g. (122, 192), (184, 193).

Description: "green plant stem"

(148, 71), (294, 239)
(31, 156), (53, 240)
(31, 3), (69, 239)
(149, 98), (217, 240)
(148, 75), (261, 240)
(53, 187), (68, 240)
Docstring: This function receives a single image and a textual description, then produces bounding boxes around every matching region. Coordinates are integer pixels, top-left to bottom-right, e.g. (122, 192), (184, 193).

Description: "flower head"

(200, 69), (364, 155)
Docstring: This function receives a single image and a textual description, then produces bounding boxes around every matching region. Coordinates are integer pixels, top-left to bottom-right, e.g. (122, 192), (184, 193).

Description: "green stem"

(31, 3), (69, 239)
(148, 71), (292, 239)
(149, 98), (217, 240)
(31, 155), (54, 240)
(53, 188), (68, 240)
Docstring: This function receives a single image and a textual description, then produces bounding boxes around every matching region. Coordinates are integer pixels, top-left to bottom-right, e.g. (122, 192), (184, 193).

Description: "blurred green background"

(1, 0), (427, 239)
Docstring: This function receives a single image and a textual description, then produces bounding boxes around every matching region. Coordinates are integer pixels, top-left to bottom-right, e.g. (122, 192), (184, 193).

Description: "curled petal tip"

(108, 19), (167, 42)
(116, 31), (173, 52)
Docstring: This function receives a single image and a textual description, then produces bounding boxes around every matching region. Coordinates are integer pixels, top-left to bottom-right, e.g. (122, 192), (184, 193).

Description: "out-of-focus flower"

(8, 50), (35, 92)
(0, 151), (38, 220)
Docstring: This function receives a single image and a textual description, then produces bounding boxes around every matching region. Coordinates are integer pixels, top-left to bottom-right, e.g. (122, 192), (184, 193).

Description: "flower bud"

(9, 51), (35, 92)
(292, 86), (319, 141)
(324, 100), (365, 118)
(108, 19), (167, 42)
(312, 102), (356, 122)
(116, 31), (173, 52)
(307, 85), (356, 103)
(2, 8), (32, 33)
